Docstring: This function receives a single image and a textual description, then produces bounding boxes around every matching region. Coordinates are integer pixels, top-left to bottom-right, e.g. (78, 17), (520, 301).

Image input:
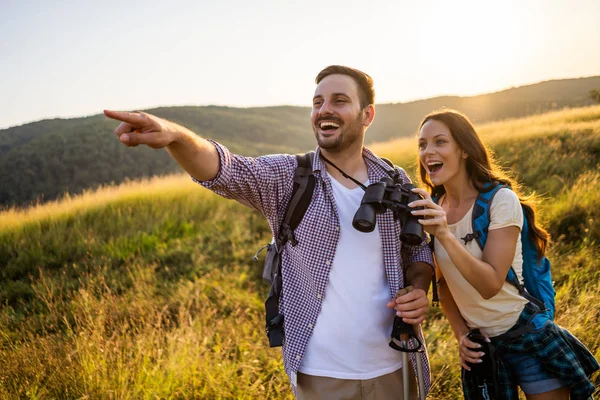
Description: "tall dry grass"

(370, 104), (600, 169)
(1, 105), (599, 398)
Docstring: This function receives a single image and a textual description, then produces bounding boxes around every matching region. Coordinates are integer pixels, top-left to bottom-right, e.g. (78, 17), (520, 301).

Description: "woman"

(409, 109), (598, 399)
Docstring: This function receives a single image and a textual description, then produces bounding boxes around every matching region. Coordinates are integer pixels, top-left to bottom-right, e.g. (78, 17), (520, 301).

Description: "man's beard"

(314, 111), (364, 153)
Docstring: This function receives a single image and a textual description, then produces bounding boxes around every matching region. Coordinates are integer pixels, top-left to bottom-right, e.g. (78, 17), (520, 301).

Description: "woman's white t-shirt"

(434, 188), (528, 337)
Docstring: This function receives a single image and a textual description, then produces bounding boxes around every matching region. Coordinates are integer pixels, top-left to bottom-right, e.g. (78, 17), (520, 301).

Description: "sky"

(1, 0), (599, 130)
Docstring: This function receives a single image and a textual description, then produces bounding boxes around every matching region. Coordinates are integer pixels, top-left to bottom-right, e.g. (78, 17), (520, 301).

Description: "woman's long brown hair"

(417, 108), (550, 257)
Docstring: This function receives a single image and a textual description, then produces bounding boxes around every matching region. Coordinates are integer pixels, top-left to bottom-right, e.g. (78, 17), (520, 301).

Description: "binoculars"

(352, 177), (424, 245)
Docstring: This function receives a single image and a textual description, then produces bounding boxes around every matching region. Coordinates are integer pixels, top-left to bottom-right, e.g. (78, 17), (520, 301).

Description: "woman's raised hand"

(408, 188), (449, 238)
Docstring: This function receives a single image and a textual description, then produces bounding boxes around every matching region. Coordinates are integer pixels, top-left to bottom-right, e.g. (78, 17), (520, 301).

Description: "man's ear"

(363, 104), (375, 127)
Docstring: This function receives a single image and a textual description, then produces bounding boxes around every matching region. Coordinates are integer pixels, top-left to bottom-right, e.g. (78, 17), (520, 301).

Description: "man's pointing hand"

(104, 110), (179, 149)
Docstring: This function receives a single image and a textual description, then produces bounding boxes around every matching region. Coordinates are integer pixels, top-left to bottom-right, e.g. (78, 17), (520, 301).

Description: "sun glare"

(412, 2), (532, 97)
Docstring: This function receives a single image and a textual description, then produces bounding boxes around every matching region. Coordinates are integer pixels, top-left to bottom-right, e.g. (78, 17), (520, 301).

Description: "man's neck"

(321, 146), (368, 189)
(320, 142), (365, 168)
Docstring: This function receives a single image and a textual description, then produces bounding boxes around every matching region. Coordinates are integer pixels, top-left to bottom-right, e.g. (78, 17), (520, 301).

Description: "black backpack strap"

(265, 252), (284, 346)
(429, 237), (439, 307)
(428, 195), (441, 307)
(506, 266), (546, 311)
(277, 152), (316, 247)
(265, 151), (316, 347)
(379, 157), (402, 181)
(381, 157), (394, 168)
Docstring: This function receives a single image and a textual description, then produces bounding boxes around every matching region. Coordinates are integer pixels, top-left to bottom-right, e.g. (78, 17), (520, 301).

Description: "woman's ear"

(462, 151), (468, 159)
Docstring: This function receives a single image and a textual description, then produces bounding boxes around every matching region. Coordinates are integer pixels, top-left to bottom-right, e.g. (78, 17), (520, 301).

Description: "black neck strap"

(320, 154), (367, 191)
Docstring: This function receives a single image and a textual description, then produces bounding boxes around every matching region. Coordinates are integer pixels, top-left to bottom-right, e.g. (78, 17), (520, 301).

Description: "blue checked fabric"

(462, 302), (599, 399)
(195, 141), (435, 395)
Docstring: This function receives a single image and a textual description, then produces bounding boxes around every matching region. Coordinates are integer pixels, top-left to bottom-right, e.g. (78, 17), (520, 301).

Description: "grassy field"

(1, 106), (600, 398)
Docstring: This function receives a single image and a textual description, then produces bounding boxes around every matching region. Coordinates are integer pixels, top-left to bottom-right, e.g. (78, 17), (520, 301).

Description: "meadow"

(1, 105), (599, 398)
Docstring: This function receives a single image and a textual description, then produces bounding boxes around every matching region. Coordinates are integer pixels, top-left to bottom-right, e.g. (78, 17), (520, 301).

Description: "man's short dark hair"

(315, 65), (375, 109)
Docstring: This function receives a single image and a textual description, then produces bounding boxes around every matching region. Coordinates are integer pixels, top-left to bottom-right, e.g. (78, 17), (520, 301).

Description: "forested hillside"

(2, 76), (599, 207)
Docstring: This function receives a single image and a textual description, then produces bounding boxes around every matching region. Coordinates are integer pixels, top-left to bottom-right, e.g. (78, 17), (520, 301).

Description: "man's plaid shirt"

(195, 141), (435, 395)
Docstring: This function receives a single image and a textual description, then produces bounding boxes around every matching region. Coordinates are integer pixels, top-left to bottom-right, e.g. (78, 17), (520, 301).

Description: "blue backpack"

(432, 183), (555, 321)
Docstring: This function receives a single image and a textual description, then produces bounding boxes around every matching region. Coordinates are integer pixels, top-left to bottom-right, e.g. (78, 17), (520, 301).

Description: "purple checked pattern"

(195, 141), (434, 395)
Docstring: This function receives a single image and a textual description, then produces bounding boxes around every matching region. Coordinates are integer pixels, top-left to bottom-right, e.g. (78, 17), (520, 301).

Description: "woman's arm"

(409, 188), (519, 299)
(436, 226), (519, 299)
(437, 267), (488, 370)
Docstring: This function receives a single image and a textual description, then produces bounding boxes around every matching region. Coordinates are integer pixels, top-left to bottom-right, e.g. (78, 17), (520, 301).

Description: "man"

(105, 65), (434, 399)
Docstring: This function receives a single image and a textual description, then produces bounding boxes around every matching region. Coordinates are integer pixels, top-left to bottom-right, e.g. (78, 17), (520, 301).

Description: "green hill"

(2, 76), (600, 208)
(0, 106), (599, 398)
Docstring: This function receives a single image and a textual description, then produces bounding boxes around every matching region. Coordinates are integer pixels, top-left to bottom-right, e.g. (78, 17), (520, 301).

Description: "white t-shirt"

(298, 173), (403, 379)
(434, 188), (528, 337)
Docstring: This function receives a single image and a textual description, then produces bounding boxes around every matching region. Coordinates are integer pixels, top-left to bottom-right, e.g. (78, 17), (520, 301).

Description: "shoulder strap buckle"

(279, 222), (298, 247)
(461, 232), (481, 244)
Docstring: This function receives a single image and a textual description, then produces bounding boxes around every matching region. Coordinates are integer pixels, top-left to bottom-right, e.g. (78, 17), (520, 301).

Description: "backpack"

(254, 152), (316, 347)
(431, 183), (555, 321)
(254, 152), (397, 347)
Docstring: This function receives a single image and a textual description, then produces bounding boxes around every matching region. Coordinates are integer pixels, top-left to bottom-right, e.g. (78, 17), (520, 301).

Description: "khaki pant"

(296, 366), (418, 400)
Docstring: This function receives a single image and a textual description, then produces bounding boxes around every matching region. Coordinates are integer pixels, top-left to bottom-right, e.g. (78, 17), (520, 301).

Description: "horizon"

(3, 73), (598, 130)
(2, 0), (600, 130)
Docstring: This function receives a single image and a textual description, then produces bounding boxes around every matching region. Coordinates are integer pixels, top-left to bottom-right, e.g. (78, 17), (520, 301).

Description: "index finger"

(104, 109), (147, 125)
(395, 288), (426, 303)
(411, 187), (432, 201)
(408, 198), (440, 210)
(463, 338), (482, 350)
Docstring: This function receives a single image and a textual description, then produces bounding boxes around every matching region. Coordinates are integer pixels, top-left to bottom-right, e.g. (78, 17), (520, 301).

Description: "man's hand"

(104, 109), (220, 181)
(104, 110), (183, 149)
(386, 286), (429, 324)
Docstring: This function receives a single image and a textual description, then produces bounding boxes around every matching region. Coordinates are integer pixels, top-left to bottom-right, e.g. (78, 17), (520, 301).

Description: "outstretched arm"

(104, 110), (220, 182)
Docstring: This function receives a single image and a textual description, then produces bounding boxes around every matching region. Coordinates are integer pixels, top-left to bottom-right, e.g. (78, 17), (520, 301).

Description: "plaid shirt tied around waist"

(462, 301), (599, 400)
(195, 142), (435, 395)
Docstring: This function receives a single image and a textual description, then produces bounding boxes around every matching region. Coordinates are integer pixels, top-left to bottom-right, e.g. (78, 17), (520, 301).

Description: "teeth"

(320, 121), (340, 128)
(428, 162), (443, 167)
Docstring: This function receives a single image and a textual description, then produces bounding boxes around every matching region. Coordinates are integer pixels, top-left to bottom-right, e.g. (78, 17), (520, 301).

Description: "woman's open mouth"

(427, 161), (443, 175)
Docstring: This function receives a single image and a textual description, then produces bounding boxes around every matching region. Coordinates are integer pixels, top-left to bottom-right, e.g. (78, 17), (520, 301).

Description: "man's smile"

(316, 119), (342, 135)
